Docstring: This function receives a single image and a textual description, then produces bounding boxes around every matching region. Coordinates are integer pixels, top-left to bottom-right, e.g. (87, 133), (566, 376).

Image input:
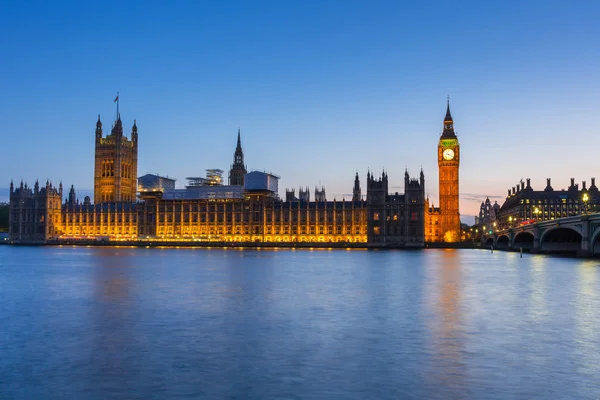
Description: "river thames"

(0, 246), (599, 399)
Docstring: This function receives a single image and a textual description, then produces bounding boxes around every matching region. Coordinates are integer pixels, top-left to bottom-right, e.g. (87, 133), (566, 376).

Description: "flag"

(114, 95), (119, 102)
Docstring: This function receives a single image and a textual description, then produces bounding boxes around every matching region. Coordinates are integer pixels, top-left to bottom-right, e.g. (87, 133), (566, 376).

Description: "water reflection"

(2, 246), (600, 399)
(88, 249), (137, 397)
(528, 255), (548, 322)
(573, 263), (600, 396)
(425, 249), (466, 397)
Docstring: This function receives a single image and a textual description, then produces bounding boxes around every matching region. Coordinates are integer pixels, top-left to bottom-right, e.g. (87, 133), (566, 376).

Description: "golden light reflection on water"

(426, 249), (465, 393)
(90, 249), (136, 378)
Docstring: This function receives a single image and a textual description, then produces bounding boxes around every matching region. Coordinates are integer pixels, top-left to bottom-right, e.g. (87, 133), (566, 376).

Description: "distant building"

(496, 177), (600, 228)
(475, 197), (500, 227)
(186, 169), (225, 188)
(138, 174), (176, 192)
(245, 171), (279, 193)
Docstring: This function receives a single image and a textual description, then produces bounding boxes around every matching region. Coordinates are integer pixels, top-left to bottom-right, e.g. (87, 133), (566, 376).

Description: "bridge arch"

(513, 231), (534, 250)
(540, 227), (582, 253)
(485, 237), (494, 248)
(496, 235), (510, 249)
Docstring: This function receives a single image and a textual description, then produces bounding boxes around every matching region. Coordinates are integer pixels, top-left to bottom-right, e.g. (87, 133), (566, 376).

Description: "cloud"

(461, 193), (505, 202)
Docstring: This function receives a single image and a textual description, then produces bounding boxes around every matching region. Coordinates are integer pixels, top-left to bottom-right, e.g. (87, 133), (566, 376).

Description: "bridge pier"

(580, 216), (590, 256)
(532, 225), (540, 254)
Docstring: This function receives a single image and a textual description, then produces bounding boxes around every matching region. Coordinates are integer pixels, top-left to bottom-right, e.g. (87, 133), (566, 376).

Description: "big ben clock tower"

(437, 100), (460, 242)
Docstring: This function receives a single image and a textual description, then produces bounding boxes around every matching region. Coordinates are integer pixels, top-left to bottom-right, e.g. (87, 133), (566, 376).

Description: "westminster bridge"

(482, 213), (600, 257)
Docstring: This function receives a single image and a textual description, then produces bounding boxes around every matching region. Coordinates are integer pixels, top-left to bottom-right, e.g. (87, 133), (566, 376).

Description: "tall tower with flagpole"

(93, 93), (138, 203)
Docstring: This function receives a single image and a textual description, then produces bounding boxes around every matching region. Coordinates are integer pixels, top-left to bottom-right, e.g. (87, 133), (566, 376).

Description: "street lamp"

(509, 216), (513, 228)
(582, 193), (589, 215)
(534, 207), (540, 221)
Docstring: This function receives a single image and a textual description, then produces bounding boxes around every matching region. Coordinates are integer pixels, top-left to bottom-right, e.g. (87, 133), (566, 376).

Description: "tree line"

(0, 203), (8, 232)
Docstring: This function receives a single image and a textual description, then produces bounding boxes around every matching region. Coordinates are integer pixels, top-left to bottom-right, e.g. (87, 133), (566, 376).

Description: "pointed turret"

(95, 115), (103, 141)
(441, 98), (457, 139)
(10, 179), (13, 194)
(352, 172), (361, 201)
(444, 98), (453, 122)
(112, 114), (123, 137)
(228, 128), (247, 186)
(68, 185), (76, 206)
(131, 119), (138, 144)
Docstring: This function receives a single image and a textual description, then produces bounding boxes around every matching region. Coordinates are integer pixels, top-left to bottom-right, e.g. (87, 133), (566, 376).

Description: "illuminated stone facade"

(425, 102), (461, 243)
(94, 114), (138, 203)
(9, 112), (427, 247)
(138, 192), (368, 243)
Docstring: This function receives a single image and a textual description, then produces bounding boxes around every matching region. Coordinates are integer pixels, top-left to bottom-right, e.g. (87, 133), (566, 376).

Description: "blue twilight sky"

(1, 1), (599, 222)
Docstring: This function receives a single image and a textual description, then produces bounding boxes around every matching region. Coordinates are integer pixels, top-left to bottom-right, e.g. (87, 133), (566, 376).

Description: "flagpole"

(117, 91), (119, 118)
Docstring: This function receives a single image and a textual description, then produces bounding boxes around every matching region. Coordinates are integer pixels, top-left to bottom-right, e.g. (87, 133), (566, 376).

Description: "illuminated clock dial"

(443, 148), (455, 160)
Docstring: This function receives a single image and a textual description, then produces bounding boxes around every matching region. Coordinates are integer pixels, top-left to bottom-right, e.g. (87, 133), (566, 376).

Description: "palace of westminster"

(8, 102), (464, 246)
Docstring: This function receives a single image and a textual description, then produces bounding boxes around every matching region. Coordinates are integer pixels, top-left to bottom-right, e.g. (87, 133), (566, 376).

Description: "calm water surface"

(0, 246), (599, 399)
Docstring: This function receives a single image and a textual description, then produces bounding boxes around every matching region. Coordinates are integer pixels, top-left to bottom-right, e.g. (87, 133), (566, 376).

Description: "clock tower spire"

(437, 98), (460, 242)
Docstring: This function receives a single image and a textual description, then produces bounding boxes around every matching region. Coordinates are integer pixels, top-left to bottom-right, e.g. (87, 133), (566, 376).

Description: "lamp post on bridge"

(582, 193), (589, 215)
(534, 207), (540, 222)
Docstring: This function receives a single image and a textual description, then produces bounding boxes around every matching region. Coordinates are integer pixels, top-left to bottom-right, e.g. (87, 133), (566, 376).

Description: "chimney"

(508, 189), (511, 197)
(547, 178), (551, 187)
(592, 177), (596, 188)
(582, 180), (587, 190)
(526, 178), (531, 189)
(571, 177), (575, 187)
(521, 181), (525, 191)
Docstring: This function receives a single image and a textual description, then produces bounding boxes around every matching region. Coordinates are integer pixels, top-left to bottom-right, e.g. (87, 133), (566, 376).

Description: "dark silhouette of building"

(352, 172), (362, 201)
(366, 169), (425, 247)
(9, 179), (62, 241)
(228, 129), (247, 186)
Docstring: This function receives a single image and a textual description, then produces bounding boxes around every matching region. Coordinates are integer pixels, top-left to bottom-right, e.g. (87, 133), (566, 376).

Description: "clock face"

(443, 148), (455, 160)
